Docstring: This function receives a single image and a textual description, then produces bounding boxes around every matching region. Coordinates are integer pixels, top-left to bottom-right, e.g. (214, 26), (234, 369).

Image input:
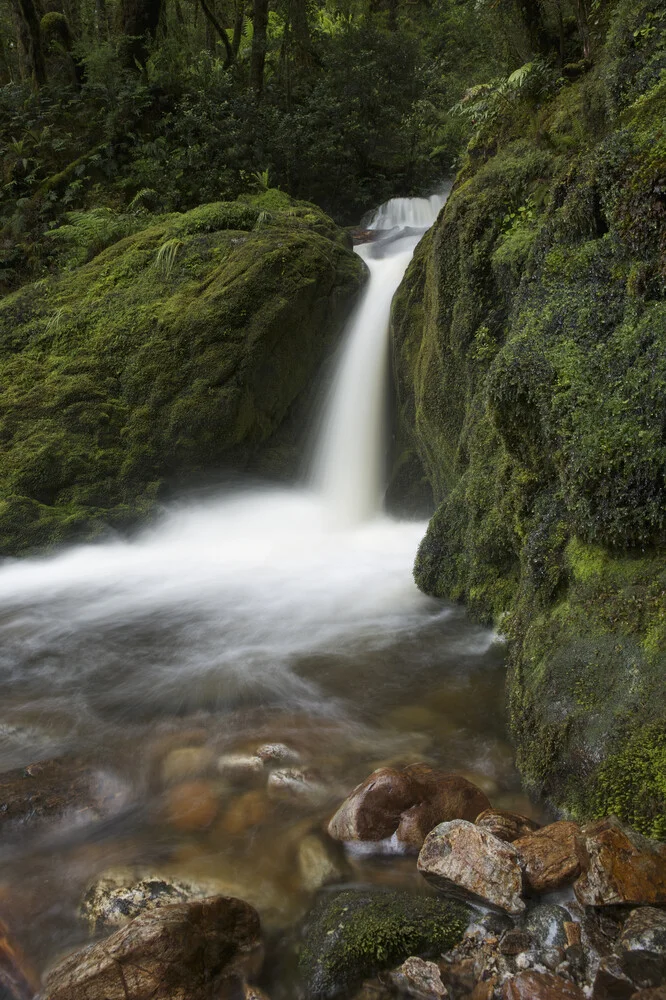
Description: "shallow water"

(0, 196), (537, 990)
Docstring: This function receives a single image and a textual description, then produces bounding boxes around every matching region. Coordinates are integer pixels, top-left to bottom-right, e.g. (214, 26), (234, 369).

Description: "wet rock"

(418, 820), (525, 915)
(80, 868), (227, 933)
(396, 771), (491, 850)
(161, 746), (215, 785)
(219, 790), (270, 835)
(514, 822), (586, 892)
(42, 895), (262, 1000)
(574, 817), (666, 906)
(631, 991), (666, 1000)
(327, 767), (414, 841)
(563, 923), (581, 948)
(389, 956), (448, 998)
(615, 907), (666, 989)
(255, 743), (300, 765)
(0, 917), (40, 1000)
(0, 757), (126, 833)
(297, 834), (345, 892)
(165, 779), (221, 831)
(591, 955), (636, 999)
(502, 971), (585, 999)
(475, 809), (540, 843)
(267, 768), (327, 804)
(500, 930), (532, 956)
(523, 904), (571, 951)
(298, 887), (469, 998)
(244, 986), (271, 1000)
(217, 754), (264, 783)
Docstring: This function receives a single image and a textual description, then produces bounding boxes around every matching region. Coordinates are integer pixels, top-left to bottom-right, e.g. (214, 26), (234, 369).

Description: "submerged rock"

(514, 822), (587, 893)
(297, 834), (345, 892)
(42, 895), (261, 1000)
(418, 820), (525, 915)
(574, 817), (666, 906)
(161, 746), (215, 785)
(298, 887), (469, 998)
(165, 779), (221, 831)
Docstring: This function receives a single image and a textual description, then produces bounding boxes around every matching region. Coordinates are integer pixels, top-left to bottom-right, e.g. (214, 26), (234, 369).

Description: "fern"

(154, 237), (183, 276)
(128, 188), (160, 213)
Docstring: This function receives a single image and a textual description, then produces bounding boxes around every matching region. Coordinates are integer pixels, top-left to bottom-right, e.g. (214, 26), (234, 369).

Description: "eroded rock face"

(502, 971), (585, 999)
(42, 895), (261, 1000)
(514, 822), (587, 893)
(475, 809), (540, 843)
(389, 956), (448, 998)
(574, 818), (666, 906)
(418, 820), (525, 915)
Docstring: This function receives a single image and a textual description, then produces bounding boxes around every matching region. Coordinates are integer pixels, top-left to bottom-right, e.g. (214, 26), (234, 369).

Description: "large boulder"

(42, 895), (261, 1000)
(574, 818), (666, 907)
(417, 820), (525, 915)
(0, 193), (365, 556)
(298, 887), (469, 998)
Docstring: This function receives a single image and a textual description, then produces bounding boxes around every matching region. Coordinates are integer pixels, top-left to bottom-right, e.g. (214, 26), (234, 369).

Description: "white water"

(313, 194), (448, 526)
(0, 193), (480, 735)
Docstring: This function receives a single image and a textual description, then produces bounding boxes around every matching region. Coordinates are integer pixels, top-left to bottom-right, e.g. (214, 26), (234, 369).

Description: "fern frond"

(154, 238), (184, 276)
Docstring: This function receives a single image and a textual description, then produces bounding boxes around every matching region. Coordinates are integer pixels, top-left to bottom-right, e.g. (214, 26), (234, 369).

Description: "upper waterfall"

(312, 193), (448, 527)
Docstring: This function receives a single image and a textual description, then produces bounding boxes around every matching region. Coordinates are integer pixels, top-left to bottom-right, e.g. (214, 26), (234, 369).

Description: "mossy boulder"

(390, 0), (666, 836)
(0, 194), (366, 555)
(298, 887), (469, 998)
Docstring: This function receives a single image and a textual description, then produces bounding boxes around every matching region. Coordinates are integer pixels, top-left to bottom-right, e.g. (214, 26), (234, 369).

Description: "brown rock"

(327, 768), (414, 841)
(165, 780), (220, 831)
(591, 955), (636, 1000)
(418, 820), (525, 915)
(615, 907), (666, 989)
(389, 957), (448, 998)
(499, 930), (532, 956)
(42, 895), (261, 1000)
(397, 773), (491, 849)
(503, 971), (585, 1000)
(574, 817), (666, 906)
(475, 809), (540, 843)
(219, 791), (269, 836)
(469, 982), (496, 1000)
(161, 747), (215, 785)
(0, 918), (40, 1000)
(0, 757), (126, 832)
(514, 821), (587, 893)
(563, 922), (581, 948)
(631, 991), (666, 1000)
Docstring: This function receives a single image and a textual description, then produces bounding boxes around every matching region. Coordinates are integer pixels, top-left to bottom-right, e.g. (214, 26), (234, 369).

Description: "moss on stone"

(0, 195), (366, 555)
(298, 888), (469, 999)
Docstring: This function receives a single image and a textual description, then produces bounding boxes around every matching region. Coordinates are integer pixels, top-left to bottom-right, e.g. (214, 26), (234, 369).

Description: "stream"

(0, 196), (539, 990)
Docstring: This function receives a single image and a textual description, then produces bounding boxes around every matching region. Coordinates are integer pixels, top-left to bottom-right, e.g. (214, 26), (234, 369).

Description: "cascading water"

(0, 193), (516, 981)
(313, 194), (448, 526)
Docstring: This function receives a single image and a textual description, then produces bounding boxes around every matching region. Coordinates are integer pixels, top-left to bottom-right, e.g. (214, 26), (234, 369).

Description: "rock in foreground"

(574, 818), (666, 906)
(42, 895), (261, 1000)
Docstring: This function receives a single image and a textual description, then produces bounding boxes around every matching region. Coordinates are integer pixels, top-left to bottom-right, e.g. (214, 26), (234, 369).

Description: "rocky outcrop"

(0, 193), (365, 556)
(574, 818), (666, 907)
(390, 1), (666, 832)
(42, 895), (261, 1000)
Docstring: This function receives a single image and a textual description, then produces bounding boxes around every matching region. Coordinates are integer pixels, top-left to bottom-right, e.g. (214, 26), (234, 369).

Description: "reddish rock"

(165, 780), (220, 831)
(502, 971), (585, 999)
(574, 817), (666, 907)
(0, 918), (40, 1000)
(513, 821), (587, 893)
(475, 809), (540, 843)
(591, 955), (636, 999)
(397, 773), (491, 849)
(418, 820), (525, 915)
(327, 768), (414, 841)
(42, 895), (261, 1000)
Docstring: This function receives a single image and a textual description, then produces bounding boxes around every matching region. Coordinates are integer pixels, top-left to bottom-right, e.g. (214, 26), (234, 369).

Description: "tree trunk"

(121, 0), (163, 64)
(232, 0), (243, 55)
(198, 0), (234, 65)
(573, 0), (591, 58)
(12, 0), (46, 87)
(250, 0), (268, 96)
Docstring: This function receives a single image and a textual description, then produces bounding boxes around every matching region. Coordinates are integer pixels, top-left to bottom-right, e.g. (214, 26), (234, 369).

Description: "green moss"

(591, 724), (666, 840)
(0, 198), (365, 555)
(299, 888), (469, 999)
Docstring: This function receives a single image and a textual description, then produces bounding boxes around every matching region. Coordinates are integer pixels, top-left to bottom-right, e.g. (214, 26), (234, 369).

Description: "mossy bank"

(391, 0), (666, 837)
(0, 192), (366, 555)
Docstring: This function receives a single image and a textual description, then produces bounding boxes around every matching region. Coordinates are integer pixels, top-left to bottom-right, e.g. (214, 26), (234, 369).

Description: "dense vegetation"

(391, 0), (666, 836)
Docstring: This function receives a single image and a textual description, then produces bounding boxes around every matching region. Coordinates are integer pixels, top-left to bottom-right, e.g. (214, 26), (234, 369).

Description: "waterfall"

(312, 193), (448, 527)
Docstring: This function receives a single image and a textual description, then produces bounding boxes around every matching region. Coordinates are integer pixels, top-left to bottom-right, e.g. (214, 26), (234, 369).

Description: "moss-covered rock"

(0, 193), (365, 554)
(391, 0), (666, 835)
(298, 887), (469, 998)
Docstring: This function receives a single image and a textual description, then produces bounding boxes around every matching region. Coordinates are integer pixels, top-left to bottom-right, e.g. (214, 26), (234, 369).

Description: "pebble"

(161, 746), (215, 785)
(165, 780), (220, 831)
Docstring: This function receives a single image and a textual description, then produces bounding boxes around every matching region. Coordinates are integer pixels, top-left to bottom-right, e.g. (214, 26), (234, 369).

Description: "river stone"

(0, 757), (127, 833)
(161, 746), (215, 785)
(298, 887), (469, 998)
(502, 971), (585, 999)
(514, 821), (586, 893)
(255, 743), (300, 765)
(630, 991), (666, 1000)
(475, 809), (540, 843)
(216, 754), (265, 783)
(219, 790), (270, 835)
(165, 779), (221, 831)
(297, 834), (345, 892)
(80, 868), (229, 933)
(389, 956), (448, 998)
(0, 917), (41, 1000)
(266, 768), (327, 804)
(42, 895), (261, 1000)
(574, 817), (666, 906)
(418, 820), (525, 915)
(591, 955), (636, 999)
(327, 767), (414, 841)
(523, 904), (571, 951)
(396, 771), (491, 849)
(615, 907), (666, 989)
